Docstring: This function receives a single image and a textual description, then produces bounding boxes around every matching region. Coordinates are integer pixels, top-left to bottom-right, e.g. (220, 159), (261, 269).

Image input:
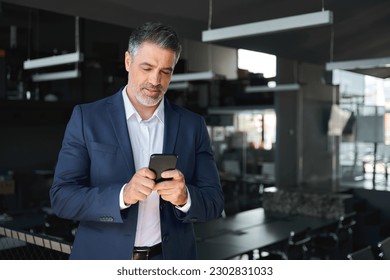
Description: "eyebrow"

(140, 62), (173, 72)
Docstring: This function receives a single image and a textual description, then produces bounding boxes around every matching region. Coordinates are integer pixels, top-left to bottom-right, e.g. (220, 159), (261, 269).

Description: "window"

(335, 69), (390, 183)
(237, 49), (276, 78)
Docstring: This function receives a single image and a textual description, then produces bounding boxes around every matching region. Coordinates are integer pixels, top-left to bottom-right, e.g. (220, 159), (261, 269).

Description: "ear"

(124, 51), (131, 71)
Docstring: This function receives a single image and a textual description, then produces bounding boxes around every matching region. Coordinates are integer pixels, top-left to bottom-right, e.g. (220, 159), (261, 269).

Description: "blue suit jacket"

(50, 89), (224, 260)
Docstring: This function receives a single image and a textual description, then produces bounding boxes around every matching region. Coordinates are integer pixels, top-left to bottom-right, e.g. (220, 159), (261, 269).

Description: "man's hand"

(154, 169), (188, 206)
(123, 167), (156, 206)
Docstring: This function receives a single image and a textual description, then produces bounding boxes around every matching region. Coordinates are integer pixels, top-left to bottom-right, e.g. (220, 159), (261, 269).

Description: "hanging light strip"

(23, 52), (84, 70)
(326, 56), (390, 71)
(171, 70), (224, 82)
(202, 10), (333, 42)
(32, 69), (80, 82)
(168, 82), (191, 90)
(245, 84), (300, 93)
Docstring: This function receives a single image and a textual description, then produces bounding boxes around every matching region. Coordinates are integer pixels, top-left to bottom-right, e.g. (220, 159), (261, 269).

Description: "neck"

(135, 104), (157, 120)
(127, 93), (159, 121)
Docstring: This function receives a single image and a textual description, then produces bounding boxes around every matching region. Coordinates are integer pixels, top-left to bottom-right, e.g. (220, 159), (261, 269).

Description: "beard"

(139, 84), (165, 106)
(129, 78), (165, 107)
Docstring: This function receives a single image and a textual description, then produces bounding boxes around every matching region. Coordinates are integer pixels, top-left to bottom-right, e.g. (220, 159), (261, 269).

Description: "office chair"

(347, 245), (376, 260)
(286, 227), (312, 259)
(44, 213), (78, 243)
(377, 236), (390, 260)
(259, 250), (287, 260)
(311, 212), (356, 259)
(260, 227), (311, 260)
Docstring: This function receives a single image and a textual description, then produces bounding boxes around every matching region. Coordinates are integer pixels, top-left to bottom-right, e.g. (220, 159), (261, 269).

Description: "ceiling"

(4, 0), (390, 78)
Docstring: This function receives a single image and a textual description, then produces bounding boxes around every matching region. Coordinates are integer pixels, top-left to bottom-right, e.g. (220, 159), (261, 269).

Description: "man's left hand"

(154, 169), (188, 206)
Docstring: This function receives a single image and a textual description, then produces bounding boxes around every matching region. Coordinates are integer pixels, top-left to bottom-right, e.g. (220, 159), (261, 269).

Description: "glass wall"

(335, 70), (390, 188)
(208, 109), (276, 176)
(207, 108), (276, 214)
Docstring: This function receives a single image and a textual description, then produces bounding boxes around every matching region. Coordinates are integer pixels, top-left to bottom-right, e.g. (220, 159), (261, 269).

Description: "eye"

(161, 69), (172, 75)
(162, 71), (171, 75)
(140, 64), (153, 71)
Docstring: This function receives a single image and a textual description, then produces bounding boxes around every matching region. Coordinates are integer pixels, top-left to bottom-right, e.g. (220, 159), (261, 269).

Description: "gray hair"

(128, 22), (182, 64)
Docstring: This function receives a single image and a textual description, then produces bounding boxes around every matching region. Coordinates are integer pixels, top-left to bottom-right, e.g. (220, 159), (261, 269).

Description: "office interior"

(1, 0), (390, 260)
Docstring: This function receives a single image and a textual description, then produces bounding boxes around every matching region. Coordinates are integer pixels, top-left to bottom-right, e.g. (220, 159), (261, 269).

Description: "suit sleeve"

(175, 116), (224, 223)
(50, 106), (125, 223)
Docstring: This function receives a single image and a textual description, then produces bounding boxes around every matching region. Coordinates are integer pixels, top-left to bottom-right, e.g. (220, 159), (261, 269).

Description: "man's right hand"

(123, 167), (156, 206)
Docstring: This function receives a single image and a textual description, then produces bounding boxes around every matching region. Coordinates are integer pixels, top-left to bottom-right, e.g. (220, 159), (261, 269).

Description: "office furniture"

(0, 225), (71, 259)
(286, 227), (312, 259)
(347, 245), (376, 260)
(195, 208), (269, 241)
(259, 248), (287, 260)
(260, 227), (312, 260)
(1, 207), (337, 260)
(0, 210), (73, 259)
(377, 236), (390, 260)
(195, 208), (336, 260)
(310, 211), (356, 259)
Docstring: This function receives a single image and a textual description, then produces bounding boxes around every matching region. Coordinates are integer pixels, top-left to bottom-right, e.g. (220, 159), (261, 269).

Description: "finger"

(158, 192), (176, 201)
(156, 186), (175, 195)
(126, 175), (155, 197)
(124, 182), (148, 205)
(154, 179), (177, 191)
(156, 183), (183, 198)
(139, 167), (156, 180)
(137, 183), (155, 196)
(133, 190), (148, 202)
(139, 176), (156, 190)
(161, 169), (182, 180)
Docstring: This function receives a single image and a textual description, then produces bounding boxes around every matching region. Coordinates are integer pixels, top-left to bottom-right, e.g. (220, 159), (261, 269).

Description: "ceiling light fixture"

(171, 70), (225, 82)
(326, 56), (390, 71)
(245, 83), (300, 93)
(168, 82), (192, 90)
(32, 69), (80, 82)
(23, 52), (83, 70)
(202, 10), (333, 42)
(24, 16), (82, 82)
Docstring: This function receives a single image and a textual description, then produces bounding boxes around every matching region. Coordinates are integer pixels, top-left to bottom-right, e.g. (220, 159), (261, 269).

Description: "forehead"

(134, 41), (176, 66)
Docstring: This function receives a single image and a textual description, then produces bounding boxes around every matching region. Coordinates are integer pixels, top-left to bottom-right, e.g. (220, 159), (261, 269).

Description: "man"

(50, 22), (224, 260)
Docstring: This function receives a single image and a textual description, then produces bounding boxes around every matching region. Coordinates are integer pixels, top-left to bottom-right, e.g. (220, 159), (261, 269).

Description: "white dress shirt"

(119, 87), (190, 247)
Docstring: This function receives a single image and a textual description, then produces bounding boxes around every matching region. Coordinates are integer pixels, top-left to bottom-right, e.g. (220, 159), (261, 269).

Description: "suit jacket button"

(100, 216), (114, 222)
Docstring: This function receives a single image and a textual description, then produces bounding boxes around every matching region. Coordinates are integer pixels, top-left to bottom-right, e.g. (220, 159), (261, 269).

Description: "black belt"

(132, 243), (162, 260)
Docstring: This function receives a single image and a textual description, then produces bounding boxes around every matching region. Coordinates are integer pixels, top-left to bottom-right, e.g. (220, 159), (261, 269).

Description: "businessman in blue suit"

(50, 22), (224, 260)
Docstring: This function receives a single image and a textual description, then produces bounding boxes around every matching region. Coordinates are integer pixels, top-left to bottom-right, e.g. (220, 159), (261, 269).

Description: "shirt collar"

(122, 86), (164, 124)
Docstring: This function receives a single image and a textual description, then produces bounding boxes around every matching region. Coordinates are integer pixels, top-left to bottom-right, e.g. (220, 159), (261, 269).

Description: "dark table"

(194, 208), (275, 240)
(195, 208), (337, 260)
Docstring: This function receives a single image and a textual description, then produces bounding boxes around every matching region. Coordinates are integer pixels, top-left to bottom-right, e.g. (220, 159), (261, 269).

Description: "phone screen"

(148, 154), (178, 183)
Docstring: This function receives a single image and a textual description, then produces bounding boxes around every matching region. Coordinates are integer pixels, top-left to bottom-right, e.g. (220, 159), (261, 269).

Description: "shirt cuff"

(119, 184), (130, 210)
(175, 187), (191, 213)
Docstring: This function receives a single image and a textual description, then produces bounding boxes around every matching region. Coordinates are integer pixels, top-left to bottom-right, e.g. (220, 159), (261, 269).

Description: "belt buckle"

(133, 247), (150, 260)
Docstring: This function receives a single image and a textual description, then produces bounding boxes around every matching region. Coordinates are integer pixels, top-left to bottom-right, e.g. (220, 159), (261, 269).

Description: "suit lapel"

(163, 98), (180, 154)
(105, 94), (179, 172)
(106, 90), (136, 174)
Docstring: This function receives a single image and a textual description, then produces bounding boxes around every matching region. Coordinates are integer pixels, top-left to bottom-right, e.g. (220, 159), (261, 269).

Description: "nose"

(150, 71), (161, 86)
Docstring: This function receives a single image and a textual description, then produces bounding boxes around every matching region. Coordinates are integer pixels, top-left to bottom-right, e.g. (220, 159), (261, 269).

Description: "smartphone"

(148, 153), (178, 183)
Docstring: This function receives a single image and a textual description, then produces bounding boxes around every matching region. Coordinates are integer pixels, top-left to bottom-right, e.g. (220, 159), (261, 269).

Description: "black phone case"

(148, 154), (178, 183)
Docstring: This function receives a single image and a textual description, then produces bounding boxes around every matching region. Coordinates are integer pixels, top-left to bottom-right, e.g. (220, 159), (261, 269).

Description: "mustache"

(142, 83), (163, 92)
